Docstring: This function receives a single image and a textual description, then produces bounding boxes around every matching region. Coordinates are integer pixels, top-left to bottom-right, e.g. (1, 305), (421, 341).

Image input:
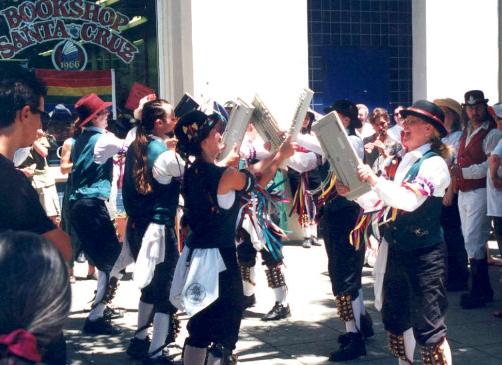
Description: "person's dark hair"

(0, 67), (47, 129)
(175, 110), (223, 160)
(301, 111), (315, 134)
(132, 98), (172, 195)
(0, 231), (71, 364)
(369, 107), (389, 125)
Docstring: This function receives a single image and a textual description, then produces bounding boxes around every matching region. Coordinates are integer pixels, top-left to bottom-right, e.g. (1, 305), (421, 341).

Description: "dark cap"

(324, 99), (361, 129)
(400, 100), (447, 137)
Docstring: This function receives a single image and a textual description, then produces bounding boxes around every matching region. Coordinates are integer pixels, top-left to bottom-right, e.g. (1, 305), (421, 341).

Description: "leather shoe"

(82, 317), (122, 335)
(127, 337), (150, 359)
(329, 332), (366, 362)
(242, 294), (256, 309)
(261, 302), (291, 321)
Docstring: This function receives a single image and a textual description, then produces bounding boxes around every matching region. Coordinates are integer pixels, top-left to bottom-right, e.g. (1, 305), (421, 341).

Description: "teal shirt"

(122, 138), (181, 226)
(69, 129), (113, 201)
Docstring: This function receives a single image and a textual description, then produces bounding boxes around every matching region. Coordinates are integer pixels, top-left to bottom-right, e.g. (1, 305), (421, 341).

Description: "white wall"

(190, 0), (309, 127)
(421, 0), (499, 103)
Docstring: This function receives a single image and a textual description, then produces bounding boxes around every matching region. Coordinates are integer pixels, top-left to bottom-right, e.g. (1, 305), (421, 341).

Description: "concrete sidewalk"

(66, 240), (502, 364)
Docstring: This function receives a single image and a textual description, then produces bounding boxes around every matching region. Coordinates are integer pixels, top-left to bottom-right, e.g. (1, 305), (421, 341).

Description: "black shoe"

(311, 236), (322, 246)
(82, 317), (122, 335)
(329, 332), (366, 362)
(127, 337), (150, 360)
(261, 302), (291, 321)
(103, 306), (124, 320)
(337, 312), (374, 346)
(242, 294), (256, 309)
(142, 354), (175, 365)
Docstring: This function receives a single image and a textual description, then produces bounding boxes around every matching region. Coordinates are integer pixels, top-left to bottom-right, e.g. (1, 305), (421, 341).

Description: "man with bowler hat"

(451, 90), (500, 309)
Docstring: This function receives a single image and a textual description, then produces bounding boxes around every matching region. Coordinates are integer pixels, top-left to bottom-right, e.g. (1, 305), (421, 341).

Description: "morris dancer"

(173, 110), (293, 365)
(287, 110), (323, 248)
(122, 97), (184, 364)
(296, 100), (374, 362)
(353, 100), (452, 364)
(69, 93), (127, 335)
(235, 124), (292, 321)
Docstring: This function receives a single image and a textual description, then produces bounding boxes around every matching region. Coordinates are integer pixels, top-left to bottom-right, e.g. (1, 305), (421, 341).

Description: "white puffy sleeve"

(373, 156), (450, 212)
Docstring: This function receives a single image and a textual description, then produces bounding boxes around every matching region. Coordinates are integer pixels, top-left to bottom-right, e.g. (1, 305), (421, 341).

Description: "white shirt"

(87, 126), (127, 165)
(149, 136), (185, 184)
(357, 143), (451, 213)
(487, 138), (502, 216)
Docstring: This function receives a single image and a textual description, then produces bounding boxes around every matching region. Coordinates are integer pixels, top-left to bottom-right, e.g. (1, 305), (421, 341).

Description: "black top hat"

(324, 99), (362, 129)
(400, 100), (447, 138)
(463, 90), (488, 106)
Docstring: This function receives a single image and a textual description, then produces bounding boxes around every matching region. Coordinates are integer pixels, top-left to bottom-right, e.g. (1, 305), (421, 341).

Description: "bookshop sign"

(0, 0), (138, 69)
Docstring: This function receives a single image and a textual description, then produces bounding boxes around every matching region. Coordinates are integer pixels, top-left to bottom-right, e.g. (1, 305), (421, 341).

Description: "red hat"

(75, 93), (112, 127)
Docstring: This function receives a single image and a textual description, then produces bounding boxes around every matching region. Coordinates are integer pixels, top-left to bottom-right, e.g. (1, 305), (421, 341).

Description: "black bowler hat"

(400, 100), (447, 138)
(324, 99), (362, 129)
(463, 90), (488, 106)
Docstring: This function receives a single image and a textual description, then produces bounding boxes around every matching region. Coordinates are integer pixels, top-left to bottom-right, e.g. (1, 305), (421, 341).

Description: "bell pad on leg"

(265, 266), (286, 289)
(388, 332), (413, 365)
(335, 294), (354, 322)
(421, 338), (448, 365)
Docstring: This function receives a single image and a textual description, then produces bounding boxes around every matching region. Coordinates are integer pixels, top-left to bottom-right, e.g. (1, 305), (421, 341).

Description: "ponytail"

(131, 99), (172, 195)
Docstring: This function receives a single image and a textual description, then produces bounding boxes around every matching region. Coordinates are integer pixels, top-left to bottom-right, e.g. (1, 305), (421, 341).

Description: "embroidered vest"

(456, 125), (492, 192)
(383, 150), (443, 251)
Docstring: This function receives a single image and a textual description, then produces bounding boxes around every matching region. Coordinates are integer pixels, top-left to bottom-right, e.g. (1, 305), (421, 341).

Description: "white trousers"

(458, 188), (490, 259)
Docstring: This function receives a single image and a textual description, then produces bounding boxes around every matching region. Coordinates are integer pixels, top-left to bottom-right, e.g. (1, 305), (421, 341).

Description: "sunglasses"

(30, 107), (50, 130)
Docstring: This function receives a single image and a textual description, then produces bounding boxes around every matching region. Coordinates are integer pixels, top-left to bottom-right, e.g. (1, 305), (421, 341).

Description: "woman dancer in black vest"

(174, 110), (293, 365)
(122, 98), (184, 364)
(352, 100), (452, 364)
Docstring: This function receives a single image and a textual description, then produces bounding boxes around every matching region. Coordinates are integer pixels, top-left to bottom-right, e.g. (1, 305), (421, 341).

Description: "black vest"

(184, 160), (241, 249)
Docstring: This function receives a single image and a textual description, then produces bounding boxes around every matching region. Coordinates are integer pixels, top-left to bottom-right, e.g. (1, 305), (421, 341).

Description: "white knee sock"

(344, 296), (363, 333)
(135, 301), (153, 340)
(148, 313), (170, 358)
(88, 270), (107, 320)
(311, 223), (318, 238)
(441, 338), (452, 365)
(303, 225), (311, 239)
(273, 286), (288, 305)
(397, 328), (416, 365)
(184, 345), (207, 365)
(242, 266), (256, 297)
(206, 353), (221, 365)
